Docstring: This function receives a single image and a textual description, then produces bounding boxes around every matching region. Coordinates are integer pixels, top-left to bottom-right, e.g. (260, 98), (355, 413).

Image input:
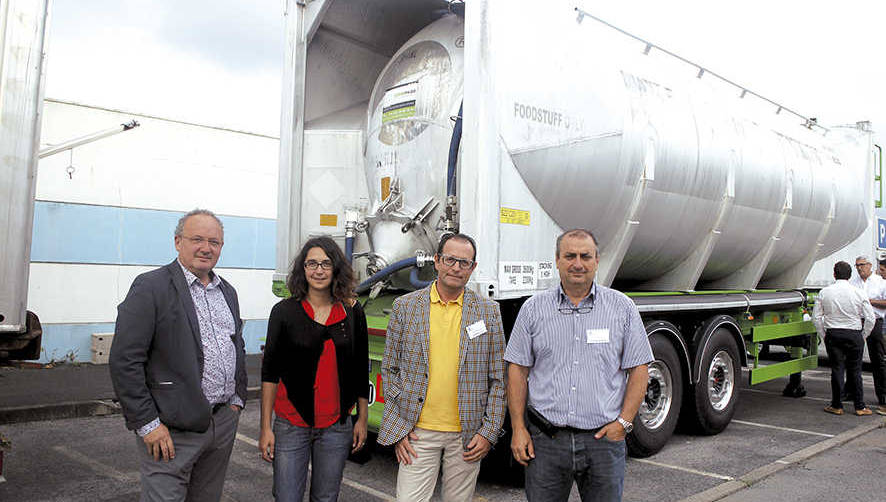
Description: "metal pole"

(38, 120), (139, 159)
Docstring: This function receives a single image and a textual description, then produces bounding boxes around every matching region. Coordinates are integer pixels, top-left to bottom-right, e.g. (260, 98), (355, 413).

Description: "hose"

(410, 266), (433, 289)
(446, 101), (463, 197)
(356, 257), (419, 295)
(345, 235), (355, 264)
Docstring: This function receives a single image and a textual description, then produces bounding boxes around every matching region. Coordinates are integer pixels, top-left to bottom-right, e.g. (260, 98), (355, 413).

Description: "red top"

(274, 301), (345, 428)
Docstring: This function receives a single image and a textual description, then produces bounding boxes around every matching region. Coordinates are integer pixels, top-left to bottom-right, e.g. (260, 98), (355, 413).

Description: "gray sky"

(47, 0), (283, 135)
(46, 0), (885, 148)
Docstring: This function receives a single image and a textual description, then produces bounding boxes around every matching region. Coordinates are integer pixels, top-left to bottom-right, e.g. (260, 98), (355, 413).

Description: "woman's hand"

(351, 415), (368, 453)
(259, 426), (275, 462)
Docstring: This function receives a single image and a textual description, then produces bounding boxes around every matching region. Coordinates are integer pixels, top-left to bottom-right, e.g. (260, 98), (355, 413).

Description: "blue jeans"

(272, 416), (353, 502)
(525, 422), (626, 502)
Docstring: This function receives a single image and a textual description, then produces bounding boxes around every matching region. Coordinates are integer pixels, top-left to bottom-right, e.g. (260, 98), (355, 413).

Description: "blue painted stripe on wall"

(39, 319), (269, 363)
(31, 201), (276, 269)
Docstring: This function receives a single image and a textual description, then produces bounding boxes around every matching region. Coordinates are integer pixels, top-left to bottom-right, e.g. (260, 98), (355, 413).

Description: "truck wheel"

(627, 333), (683, 457)
(684, 327), (739, 434)
(8, 311), (42, 360)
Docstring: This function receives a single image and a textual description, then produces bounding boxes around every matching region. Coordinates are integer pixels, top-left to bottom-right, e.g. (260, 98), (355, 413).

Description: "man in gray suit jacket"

(110, 208), (247, 502)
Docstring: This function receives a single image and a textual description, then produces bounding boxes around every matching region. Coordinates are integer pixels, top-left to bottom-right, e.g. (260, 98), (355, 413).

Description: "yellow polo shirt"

(416, 282), (462, 432)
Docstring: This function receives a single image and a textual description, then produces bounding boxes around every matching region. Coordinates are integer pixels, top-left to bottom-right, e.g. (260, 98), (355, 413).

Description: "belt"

(527, 405), (603, 437)
(550, 424), (603, 435)
(211, 403), (227, 414)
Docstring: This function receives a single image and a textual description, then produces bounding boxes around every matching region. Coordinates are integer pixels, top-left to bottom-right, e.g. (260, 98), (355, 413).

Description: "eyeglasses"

(304, 260), (333, 270)
(182, 235), (222, 249)
(558, 306), (593, 315)
(438, 254), (475, 270)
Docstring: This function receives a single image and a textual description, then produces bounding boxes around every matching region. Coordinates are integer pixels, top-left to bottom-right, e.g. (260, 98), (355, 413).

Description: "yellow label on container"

(500, 207), (530, 225)
(319, 214), (338, 227)
(381, 177), (391, 201)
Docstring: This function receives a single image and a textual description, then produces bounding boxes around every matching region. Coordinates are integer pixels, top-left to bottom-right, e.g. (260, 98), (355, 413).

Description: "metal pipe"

(39, 120), (140, 158)
(876, 144), (883, 209)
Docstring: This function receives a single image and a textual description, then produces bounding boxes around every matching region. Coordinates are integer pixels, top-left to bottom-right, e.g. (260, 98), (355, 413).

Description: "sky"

(46, 0), (885, 144)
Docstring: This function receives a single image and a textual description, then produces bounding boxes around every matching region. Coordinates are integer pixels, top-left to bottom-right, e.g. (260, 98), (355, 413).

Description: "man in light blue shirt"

(505, 229), (652, 502)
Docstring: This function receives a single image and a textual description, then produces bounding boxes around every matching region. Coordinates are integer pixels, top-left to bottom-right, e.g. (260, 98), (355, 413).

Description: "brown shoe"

(854, 408), (873, 416)
(824, 406), (844, 415)
(876, 405), (886, 416)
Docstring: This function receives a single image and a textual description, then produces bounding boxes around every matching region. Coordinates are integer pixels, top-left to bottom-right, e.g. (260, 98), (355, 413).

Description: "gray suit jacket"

(109, 260), (247, 433)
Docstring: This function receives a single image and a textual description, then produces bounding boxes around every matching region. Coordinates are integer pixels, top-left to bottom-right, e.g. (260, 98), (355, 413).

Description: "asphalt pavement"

(0, 354), (264, 424)
(2, 355), (886, 501)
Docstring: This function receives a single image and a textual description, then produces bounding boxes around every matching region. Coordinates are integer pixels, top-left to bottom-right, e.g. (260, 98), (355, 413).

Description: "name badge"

(467, 320), (487, 339)
(586, 329), (609, 344)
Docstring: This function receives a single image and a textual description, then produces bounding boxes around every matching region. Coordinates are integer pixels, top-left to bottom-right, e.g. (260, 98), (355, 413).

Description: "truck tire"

(8, 311), (43, 361)
(683, 327), (739, 434)
(627, 333), (683, 458)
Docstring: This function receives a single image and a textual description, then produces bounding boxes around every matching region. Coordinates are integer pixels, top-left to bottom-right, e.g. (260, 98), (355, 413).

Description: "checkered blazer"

(377, 285), (506, 447)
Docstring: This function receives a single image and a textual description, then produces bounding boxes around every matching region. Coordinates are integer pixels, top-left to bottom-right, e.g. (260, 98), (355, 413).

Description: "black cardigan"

(261, 297), (369, 426)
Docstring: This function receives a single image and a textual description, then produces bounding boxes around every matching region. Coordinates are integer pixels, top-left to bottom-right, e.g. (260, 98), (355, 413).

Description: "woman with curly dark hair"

(259, 236), (369, 501)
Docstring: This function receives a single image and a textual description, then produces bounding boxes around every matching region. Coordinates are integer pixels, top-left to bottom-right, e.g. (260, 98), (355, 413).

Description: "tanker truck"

(274, 0), (880, 461)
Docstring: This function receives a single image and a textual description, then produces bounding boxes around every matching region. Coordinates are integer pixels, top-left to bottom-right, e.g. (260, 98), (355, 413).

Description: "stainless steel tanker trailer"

(274, 0), (881, 461)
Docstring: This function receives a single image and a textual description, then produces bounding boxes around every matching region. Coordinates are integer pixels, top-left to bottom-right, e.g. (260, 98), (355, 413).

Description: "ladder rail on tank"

(574, 6), (827, 134)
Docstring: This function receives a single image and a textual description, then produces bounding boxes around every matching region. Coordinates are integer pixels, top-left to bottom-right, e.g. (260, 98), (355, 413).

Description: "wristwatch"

(616, 416), (634, 433)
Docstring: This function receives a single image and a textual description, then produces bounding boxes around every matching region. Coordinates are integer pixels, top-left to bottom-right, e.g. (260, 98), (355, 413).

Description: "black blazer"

(109, 260), (247, 433)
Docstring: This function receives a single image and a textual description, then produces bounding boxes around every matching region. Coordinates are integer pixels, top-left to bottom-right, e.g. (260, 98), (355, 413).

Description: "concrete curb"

(679, 418), (886, 502)
(0, 387), (261, 425)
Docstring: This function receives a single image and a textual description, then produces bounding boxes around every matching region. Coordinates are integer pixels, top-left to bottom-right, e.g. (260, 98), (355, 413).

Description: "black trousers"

(868, 321), (886, 406)
(825, 328), (865, 410)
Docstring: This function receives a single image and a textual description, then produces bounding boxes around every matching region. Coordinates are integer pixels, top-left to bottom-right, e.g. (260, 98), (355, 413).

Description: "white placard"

(499, 261), (537, 291)
(537, 261), (555, 281)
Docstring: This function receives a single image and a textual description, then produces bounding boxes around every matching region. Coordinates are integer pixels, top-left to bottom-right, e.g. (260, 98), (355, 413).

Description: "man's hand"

(463, 434), (492, 463)
(594, 421), (627, 442)
(259, 426), (274, 462)
(143, 424), (175, 462)
(229, 404), (242, 413)
(510, 426), (535, 466)
(395, 431), (419, 465)
(352, 416), (368, 453)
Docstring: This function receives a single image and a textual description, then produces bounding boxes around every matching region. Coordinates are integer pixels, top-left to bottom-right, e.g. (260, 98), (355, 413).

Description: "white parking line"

(743, 388), (829, 403)
(52, 445), (137, 483)
(731, 419), (835, 438)
(631, 458), (734, 481)
(235, 433), (395, 501)
(236, 433), (259, 448)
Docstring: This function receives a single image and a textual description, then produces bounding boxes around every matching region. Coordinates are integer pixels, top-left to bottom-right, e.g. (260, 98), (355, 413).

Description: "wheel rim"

(707, 350), (735, 411)
(640, 359), (673, 430)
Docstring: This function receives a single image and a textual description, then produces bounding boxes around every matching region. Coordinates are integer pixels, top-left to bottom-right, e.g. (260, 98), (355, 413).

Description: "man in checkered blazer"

(379, 233), (506, 502)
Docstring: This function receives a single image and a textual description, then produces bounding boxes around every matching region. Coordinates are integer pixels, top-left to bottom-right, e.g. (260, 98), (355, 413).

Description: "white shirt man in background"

(814, 261), (875, 416)
(850, 256), (886, 415)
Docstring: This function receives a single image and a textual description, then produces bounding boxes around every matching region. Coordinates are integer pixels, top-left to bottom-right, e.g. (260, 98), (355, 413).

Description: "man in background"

(815, 261), (874, 416)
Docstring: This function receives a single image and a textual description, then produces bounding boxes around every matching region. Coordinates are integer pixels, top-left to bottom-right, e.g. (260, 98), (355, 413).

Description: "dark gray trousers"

(136, 406), (240, 502)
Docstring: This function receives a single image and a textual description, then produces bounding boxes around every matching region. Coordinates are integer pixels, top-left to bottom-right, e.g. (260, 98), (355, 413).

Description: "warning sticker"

(500, 207), (530, 226)
(319, 214), (338, 227)
(499, 262), (537, 291)
(381, 81), (418, 124)
(537, 261), (555, 281)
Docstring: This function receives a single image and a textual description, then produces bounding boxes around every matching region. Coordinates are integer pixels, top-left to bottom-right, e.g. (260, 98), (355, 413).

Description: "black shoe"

(782, 385), (807, 398)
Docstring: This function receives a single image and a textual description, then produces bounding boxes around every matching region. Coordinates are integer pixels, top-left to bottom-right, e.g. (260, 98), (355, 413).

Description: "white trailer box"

(0, 0), (50, 358)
